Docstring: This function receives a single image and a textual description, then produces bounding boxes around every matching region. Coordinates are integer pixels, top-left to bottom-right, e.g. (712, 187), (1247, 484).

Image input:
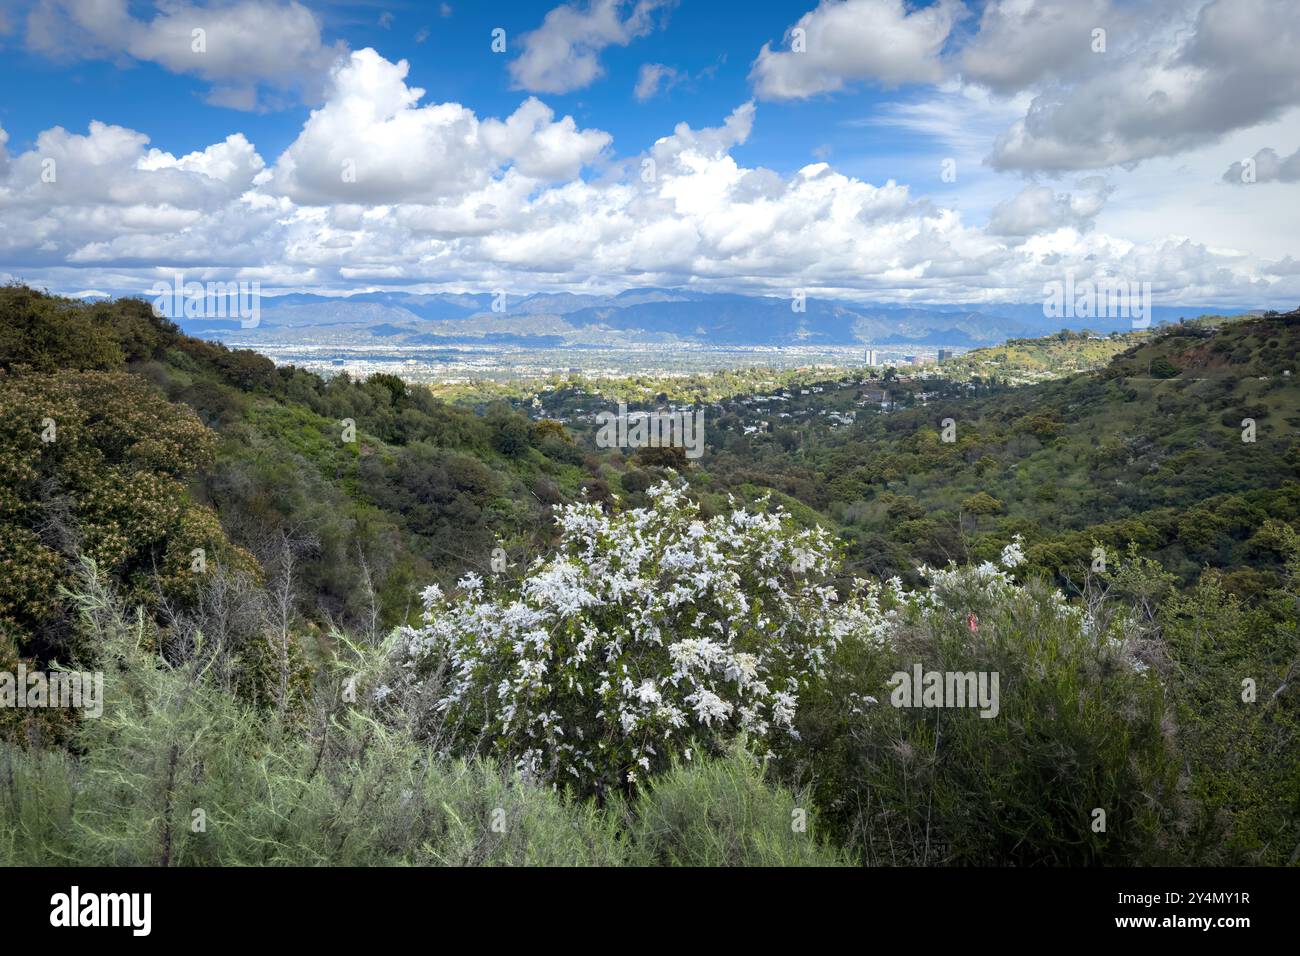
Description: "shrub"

(629, 745), (849, 866)
(787, 549), (1186, 866)
(0, 567), (855, 868)
(391, 482), (879, 796)
(1156, 525), (1300, 864)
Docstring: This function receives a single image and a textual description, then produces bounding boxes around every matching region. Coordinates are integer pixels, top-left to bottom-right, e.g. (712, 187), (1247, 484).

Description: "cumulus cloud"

(1223, 147), (1300, 184)
(480, 97), (612, 180)
(1264, 256), (1300, 276)
(23, 0), (344, 109)
(271, 49), (610, 204)
(509, 0), (673, 94)
(0, 49), (1293, 307)
(0, 119), (276, 272)
(750, 0), (962, 100)
(985, 0), (1300, 172)
(986, 177), (1113, 237)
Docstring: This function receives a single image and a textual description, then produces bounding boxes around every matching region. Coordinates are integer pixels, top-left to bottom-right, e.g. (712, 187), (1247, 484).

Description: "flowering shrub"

(392, 482), (881, 794)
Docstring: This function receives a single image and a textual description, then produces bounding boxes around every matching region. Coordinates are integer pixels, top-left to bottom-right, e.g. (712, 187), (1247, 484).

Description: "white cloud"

(2, 50), (1297, 309)
(750, 0), (962, 100)
(509, 0), (673, 94)
(959, 0), (1114, 94)
(634, 63), (679, 101)
(985, 0), (1300, 172)
(271, 50), (610, 204)
(481, 97), (612, 180)
(24, 0), (344, 110)
(986, 177), (1113, 237)
(0, 119), (277, 273)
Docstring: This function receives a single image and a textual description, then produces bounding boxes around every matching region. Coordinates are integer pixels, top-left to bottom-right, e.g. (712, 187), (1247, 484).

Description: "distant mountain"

(154, 287), (1243, 347)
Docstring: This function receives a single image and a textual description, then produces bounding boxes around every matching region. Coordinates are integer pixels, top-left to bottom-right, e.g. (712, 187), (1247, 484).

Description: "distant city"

(223, 342), (968, 384)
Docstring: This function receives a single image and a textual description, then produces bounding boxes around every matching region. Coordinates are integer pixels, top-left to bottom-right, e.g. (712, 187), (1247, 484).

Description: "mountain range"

(155, 287), (1243, 348)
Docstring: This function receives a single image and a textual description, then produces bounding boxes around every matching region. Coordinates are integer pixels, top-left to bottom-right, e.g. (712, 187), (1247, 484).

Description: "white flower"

(1000, 535), (1026, 569)
(725, 653), (760, 688)
(635, 679), (661, 705)
(686, 689), (733, 726)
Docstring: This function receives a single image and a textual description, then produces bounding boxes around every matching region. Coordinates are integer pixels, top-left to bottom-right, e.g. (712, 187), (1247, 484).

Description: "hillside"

(0, 286), (599, 657)
(1, 287), (1296, 867)
(673, 310), (1300, 593)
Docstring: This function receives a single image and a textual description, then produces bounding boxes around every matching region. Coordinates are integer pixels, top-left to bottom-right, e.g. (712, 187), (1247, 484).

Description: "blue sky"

(0, 1), (946, 183)
(1, 0), (1298, 307)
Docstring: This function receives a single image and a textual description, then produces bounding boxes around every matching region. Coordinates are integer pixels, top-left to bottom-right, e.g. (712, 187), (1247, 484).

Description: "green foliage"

(0, 567), (837, 867)
(1, 286), (1296, 867)
(629, 746), (849, 866)
(0, 285), (126, 372)
(1156, 524), (1300, 864)
(0, 368), (255, 647)
(790, 558), (1186, 866)
(960, 491), (1004, 515)
(0, 288), (601, 641)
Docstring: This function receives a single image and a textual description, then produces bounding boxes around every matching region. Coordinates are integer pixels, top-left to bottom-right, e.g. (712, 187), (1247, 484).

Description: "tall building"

(937, 349), (951, 363)
(864, 348), (880, 366)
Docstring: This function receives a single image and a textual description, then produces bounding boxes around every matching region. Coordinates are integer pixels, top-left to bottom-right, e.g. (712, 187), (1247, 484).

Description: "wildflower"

(635, 679), (661, 705)
(1000, 534), (1026, 569)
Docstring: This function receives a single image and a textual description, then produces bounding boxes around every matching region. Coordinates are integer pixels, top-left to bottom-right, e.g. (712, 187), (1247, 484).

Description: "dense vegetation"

(1, 286), (1295, 866)
(634, 313), (1299, 596)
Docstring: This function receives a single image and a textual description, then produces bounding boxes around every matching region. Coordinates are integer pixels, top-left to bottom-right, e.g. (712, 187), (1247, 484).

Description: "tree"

(961, 491), (1004, 516)
(487, 409), (531, 458)
(0, 370), (255, 652)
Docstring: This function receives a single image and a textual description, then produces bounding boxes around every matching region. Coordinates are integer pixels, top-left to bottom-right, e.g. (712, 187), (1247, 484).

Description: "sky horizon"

(1, 0), (1299, 311)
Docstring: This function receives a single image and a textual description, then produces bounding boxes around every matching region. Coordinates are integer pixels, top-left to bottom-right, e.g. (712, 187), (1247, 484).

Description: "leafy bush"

(0, 370), (256, 647)
(788, 549), (1186, 866)
(1156, 524), (1300, 864)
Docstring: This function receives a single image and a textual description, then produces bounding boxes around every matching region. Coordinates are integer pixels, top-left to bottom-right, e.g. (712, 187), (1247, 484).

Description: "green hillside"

(684, 312), (1300, 593)
(0, 286), (605, 657)
(1, 286), (1296, 867)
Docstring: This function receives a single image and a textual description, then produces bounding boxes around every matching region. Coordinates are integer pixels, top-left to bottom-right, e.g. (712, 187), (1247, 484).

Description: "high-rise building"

(937, 349), (951, 363)
(864, 348), (880, 366)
